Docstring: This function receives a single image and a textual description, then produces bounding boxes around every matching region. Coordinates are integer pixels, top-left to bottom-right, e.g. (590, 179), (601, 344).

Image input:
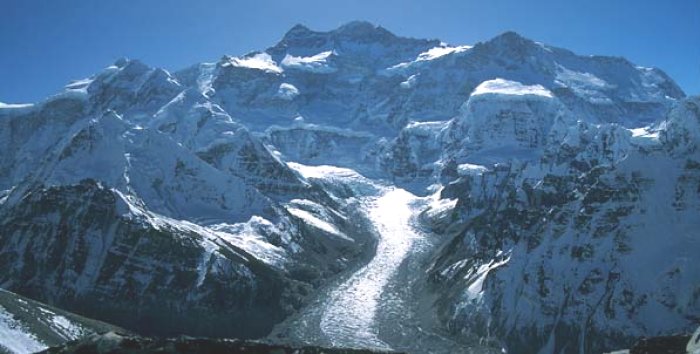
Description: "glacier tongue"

(320, 187), (420, 350)
(0, 21), (696, 354)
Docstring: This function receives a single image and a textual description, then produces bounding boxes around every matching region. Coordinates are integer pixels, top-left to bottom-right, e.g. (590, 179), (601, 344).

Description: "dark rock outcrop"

(39, 332), (401, 354)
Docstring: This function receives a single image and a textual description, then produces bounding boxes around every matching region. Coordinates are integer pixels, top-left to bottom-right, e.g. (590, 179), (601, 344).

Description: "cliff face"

(0, 21), (696, 354)
(423, 97), (700, 353)
(0, 51), (373, 340)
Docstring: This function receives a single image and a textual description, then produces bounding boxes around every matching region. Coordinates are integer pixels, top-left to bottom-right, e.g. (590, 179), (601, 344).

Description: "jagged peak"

(269, 21), (440, 67)
(100, 58), (152, 80)
(113, 57), (130, 68)
(482, 31), (537, 49)
(494, 31), (527, 41)
(282, 23), (313, 39)
(280, 21), (393, 41)
(335, 20), (392, 36)
(275, 20), (426, 50)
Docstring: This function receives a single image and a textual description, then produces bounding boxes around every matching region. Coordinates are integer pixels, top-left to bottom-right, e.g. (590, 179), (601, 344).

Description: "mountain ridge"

(0, 21), (697, 354)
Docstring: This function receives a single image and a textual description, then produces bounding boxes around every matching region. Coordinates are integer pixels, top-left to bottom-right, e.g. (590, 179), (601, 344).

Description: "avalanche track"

(269, 164), (496, 354)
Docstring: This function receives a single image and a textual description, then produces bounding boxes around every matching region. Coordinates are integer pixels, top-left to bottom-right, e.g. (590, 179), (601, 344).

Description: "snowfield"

(0, 21), (696, 354)
(471, 78), (554, 98)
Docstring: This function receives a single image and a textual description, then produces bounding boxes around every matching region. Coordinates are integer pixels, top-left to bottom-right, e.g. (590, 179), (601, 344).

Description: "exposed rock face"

(423, 97), (700, 353)
(0, 180), (302, 338)
(629, 334), (692, 354)
(603, 326), (700, 354)
(0, 34), (376, 341)
(0, 21), (696, 354)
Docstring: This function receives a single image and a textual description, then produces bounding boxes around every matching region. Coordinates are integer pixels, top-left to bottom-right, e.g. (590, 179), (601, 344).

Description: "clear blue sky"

(1, 0), (698, 103)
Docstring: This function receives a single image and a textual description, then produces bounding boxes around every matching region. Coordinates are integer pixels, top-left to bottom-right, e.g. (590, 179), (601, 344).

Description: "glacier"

(0, 21), (698, 354)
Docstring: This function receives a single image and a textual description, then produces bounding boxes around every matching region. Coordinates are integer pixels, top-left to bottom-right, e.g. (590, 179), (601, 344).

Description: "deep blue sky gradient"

(1, 0), (698, 102)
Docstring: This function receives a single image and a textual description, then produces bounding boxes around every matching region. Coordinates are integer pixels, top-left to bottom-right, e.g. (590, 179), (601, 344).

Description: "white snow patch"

(287, 162), (364, 180)
(281, 51), (337, 73)
(0, 102), (34, 109)
(277, 83), (300, 100)
(426, 197), (457, 218)
(210, 217), (289, 265)
(405, 120), (448, 131)
(472, 78), (553, 98)
(415, 45), (472, 61)
(688, 326), (700, 354)
(629, 127), (661, 147)
(629, 127), (658, 138)
(196, 62), (217, 96)
(424, 185), (458, 219)
(555, 65), (612, 104)
(387, 45), (471, 72)
(50, 315), (85, 339)
(64, 78), (93, 94)
(465, 256), (510, 301)
(286, 206), (351, 241)
(224, 53), (282, 74)
(458, 163), (490, 176)
(556, 65), (608, 89)
(0, 306), (47, 354)
(400, 74), (418, 89)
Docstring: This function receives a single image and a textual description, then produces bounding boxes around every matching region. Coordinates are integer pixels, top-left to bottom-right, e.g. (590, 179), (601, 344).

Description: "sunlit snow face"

(320, 188), (421, 350)
(471, 78), (553, 98)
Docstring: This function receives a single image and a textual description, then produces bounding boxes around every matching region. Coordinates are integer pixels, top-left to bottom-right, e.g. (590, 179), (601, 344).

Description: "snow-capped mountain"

(0, 21), (697, 354)
(423, 95), (700, 353)
(0, 48), (374, 341)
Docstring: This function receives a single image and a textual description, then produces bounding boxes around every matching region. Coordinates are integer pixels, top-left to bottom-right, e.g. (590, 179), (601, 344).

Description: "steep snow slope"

(0, 289), (121, 354)
(424, 97), (700, 353)
(443, 79), (571, 163)
(0, 56), (371, 340)
(0, 21), (695, 354)
(0, 180), (293, 338)
(383, 31), (683, 128)
(171, 23), (683, 180)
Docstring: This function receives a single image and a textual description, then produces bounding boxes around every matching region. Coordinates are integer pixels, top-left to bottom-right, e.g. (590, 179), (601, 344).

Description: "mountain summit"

(0, 22), (698, 354)
(267, 21), (441, 68)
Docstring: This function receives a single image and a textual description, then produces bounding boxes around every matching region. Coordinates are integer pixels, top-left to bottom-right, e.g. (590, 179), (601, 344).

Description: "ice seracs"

(471, 78), (553, 98)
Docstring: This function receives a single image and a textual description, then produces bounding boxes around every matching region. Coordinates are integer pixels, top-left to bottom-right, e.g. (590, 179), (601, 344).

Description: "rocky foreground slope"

(1, 21), (698, 353)
(0, 289), (122, 354)
(39, 332), (396, 354)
